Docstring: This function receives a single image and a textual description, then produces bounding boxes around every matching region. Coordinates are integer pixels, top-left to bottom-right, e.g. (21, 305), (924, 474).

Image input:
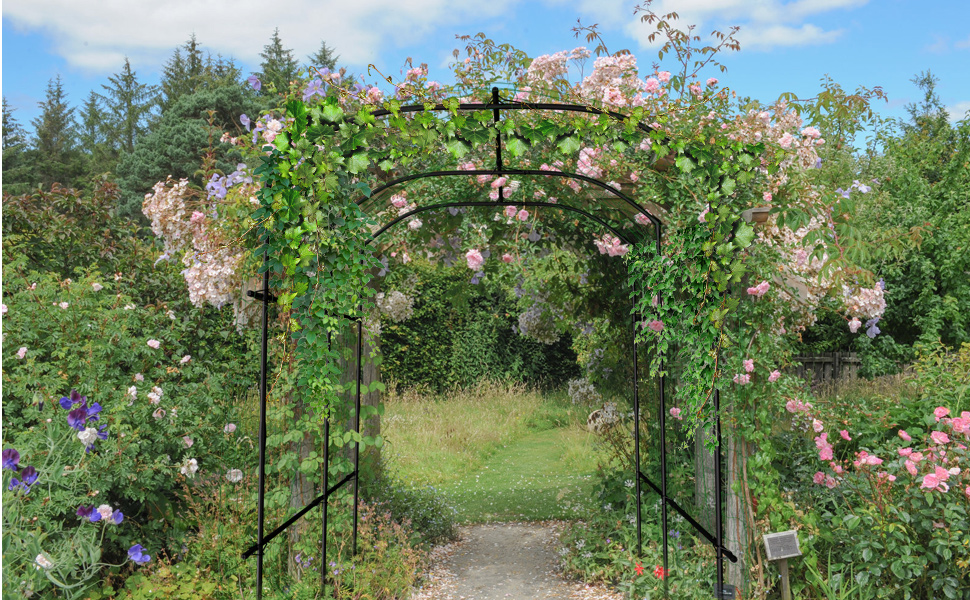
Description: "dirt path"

(411, 522), (623, 600)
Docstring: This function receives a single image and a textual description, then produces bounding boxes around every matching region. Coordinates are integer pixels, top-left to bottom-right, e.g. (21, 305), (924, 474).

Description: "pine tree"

(257, 28), (300, 94)
(307, 40), (339, 73)
(98, 58), (158, 155)
(160, 34), (208, 110)
(2, 97), (34, 194)
(78, 91), (117, 175)
(30, 75), (84, 189)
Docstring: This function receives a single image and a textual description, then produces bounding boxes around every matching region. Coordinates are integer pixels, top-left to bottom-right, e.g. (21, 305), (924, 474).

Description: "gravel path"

(411, 522), (623, 600)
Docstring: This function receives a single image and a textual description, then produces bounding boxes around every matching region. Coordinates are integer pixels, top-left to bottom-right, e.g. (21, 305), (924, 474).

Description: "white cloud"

(616, 0), (864, 52)
(947, 101), (970, 123)
(954, 34), (970, 50)
(2, 0), (518, 74)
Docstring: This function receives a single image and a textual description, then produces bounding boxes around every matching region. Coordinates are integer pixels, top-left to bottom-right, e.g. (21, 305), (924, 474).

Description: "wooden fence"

(791, 352), (861, 384)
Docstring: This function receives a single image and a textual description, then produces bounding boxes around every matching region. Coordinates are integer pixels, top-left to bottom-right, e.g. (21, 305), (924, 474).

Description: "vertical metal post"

(320, 415), (330, 590)
(256, 254), (269, 600)
(491, 86), (504, 202)
(632, 304), (642, 557)
(352, 319), (363, 556)
(715, 388), (725, 596)
(656, 226), (669, 598)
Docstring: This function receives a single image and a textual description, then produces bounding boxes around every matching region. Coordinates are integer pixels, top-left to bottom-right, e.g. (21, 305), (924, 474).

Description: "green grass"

(381, 382), (604, 522)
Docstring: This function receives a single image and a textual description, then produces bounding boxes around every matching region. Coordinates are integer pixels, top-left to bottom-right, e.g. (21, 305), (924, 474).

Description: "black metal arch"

(245, 86), (735, 600)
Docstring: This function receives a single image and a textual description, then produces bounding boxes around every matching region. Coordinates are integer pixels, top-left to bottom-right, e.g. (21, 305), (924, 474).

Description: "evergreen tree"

(161, 35), (244, 111)
(97, 57), (158, 155)
(30, 75), (84, 189)
(78, 90), (117, 176)
(307, 40), (339, 73)
(257, 28), (300, 94)
(2, 97), (34, 195)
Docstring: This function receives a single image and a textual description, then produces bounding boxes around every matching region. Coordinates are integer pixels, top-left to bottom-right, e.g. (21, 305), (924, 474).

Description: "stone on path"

(411, 522), (622, 600)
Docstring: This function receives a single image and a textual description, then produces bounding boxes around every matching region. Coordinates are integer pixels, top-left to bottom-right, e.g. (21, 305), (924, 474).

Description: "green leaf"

(444, 139), (469, 159)
(321, 103), (344, 123)
(720, 176), (736, 196)
(506, 136), (528, 157)
(734, 222), (755, 250)
(346, 153), (369, 175)
(557, 136), (581, 155)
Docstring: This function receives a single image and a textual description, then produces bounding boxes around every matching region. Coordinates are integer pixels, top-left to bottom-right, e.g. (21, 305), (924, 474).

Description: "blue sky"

(3, 0), (969, 135)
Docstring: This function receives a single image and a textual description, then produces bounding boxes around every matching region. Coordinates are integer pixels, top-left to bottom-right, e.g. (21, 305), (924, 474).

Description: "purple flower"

(865, 317), (881, 339)
(21, 465), (38, 487)
(240, 113), (251, 131)
(60, 389), (86, 410)
(128, 544), (151, 565)
(247, 75), (261, 91)
(111, 510), (124, 525)
(77, 505), (95, 520)
(2, 448), (20, 471)
(303, 78), (325, 102)
(814, 157), (823, 169)
(85, 402), (102, 421)
(877, 278), (886, 291)
(68, 407), (88, 431)
(834, 187), (851, 199)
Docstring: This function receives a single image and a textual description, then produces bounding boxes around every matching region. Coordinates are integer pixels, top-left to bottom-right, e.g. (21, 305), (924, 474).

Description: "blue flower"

(865, 317), (881, 339)
(303, 78), (325, 102)
(247, 75), (261, 91)
(877, 278), (886, 291)
(21, 465), (38, 487)
(240, 113), (251, 132)
(68, 407), (88, 431)
(60, 389), (86, 410)
(111, 510), (124, 525)
(128, 544), (151, 565)
(2, 448), (20, 471)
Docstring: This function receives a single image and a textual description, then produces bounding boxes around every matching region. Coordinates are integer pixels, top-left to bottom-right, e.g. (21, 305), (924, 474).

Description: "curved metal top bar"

(358, 168), (663, 230)
(367, 100), (657, 135)
(366, 199), (640, 246)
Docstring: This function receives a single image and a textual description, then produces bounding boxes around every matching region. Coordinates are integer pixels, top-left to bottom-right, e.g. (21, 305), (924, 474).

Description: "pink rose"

(504, 205), (517, 218)
(779, 133), (794, 149)
(812, 419), (824, 433)
(768, 370), (781, 382)
(905, 460), (917, 476)
(644, 77), (660, 94)
(819, 447), (834, 461)
(17, 347), (28, 359)
(658, 71), (671, 83)
(934, 406), (950, 421)
(921, 472), (941, 491)
(516, 209), (529, 222)
(762, 192), (772, 203)
(743, 359), (754, 373)
(898, 429), (912, 442)
(848, 318), (862, 333)
(698, 207), (709, 223)
(733, 373), (751, 385)
(501, 253), (513, 263)
(491, 176), (507, 189)
(647, 320), (664, 333)
(930, 431), (950, 445)
(669, 407), (682, 420)
(147, 339), (161, 349)
(390, 194), (407, 208)
(813, 471), (826, 485)
(183, 436), (194, 448)
(825, 476), (837, 489)
(224, 424), (237, 434)
(840, 430), (851, 441)
(898, 447), (912, 457)
(706, 77), (718, 87)
(465, 249), (484, 271)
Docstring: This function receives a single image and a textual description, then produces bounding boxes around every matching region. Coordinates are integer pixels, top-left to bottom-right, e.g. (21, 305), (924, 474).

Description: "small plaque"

(763, 530), (801, 561)
(714, 583), (736, 599)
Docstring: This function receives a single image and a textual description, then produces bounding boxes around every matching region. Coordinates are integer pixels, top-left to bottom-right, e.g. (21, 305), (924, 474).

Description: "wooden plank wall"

(791, 352), (861, 384)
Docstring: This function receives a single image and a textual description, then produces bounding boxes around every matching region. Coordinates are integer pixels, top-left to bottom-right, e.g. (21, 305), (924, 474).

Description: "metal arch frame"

(243, 86), (735, 599)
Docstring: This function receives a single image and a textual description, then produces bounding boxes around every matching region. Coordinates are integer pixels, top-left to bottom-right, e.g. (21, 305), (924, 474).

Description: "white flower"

(97, 504), (114, 520)
(127, 386), (137, 399)
(91, 283), (103, 291)
(34, 553), (54, 570)
(17, 347), (28, 359)
(167, 310), (176, 320)
(59, 302), (69, 309)
(180, 458), (199, 478)
(408, 218), (422, 231)
(180, 355), (191, 364)
(226, 469), (243, 483)
(77, 427), (99, 447)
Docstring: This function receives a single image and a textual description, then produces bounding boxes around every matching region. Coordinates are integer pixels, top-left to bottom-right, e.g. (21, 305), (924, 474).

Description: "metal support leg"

(633, 308), (642, 558)
(256, 260), (269, 600)
(320, 416), (330, 590)
(715, 388), (725, 596)
(659, 369), (669, 598)
(352, 319), (363, 556)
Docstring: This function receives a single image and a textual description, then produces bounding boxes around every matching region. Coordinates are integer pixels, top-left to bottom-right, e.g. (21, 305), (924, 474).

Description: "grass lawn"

(381, 382), (605, 522)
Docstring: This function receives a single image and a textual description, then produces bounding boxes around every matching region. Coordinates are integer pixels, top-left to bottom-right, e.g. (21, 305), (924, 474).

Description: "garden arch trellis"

(242, 87), (737, 598)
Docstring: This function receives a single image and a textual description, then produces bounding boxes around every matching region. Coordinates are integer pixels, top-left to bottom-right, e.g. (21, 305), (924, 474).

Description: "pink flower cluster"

(746, 281), (770, 297)
(593, 234), (629, 257)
